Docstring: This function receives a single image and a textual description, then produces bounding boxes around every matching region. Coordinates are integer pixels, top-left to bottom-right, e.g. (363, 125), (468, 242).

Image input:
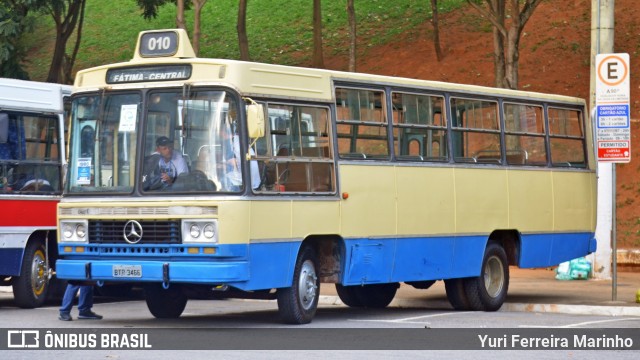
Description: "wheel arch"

(299, 234), (345, 284)
(487, 229), (520, 266)
(9, 230), (57, 277)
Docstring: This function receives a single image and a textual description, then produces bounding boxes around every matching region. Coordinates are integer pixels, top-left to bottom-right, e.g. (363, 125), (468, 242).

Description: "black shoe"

(78, 311), (103, 320)
(59, 312), (72, 321)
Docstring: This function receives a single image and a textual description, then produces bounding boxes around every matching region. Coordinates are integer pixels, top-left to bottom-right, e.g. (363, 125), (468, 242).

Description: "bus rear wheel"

(144, 283), (187, 318)
(277, 246), (320, 324)
(13, 240), (49, 308)
(464, 242), (509, 311)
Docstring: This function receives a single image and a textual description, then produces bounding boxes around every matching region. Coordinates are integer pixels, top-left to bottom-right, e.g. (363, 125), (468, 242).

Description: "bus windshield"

(66, 89), (245, 194)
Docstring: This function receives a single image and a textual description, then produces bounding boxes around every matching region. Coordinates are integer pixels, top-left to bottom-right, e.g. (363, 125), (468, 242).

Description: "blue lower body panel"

(0, 248), (23, 276)
(519, 232), (597, 268)
(56, 242), (299, 291)
(56, 231), (595, 290)
(339, 232), (595, 285)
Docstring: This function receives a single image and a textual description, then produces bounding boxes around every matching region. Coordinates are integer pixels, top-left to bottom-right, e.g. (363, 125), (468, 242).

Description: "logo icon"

(7, 330), (39, 348)
(123, 220), (143, 244)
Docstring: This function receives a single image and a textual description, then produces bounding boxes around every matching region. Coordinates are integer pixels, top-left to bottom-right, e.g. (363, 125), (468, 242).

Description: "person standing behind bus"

(58, 282), (102, 321)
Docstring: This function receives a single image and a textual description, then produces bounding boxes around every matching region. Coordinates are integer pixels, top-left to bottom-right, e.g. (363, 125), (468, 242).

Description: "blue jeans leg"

(59, 284), (81, 313)
(77, 286), (94, 313)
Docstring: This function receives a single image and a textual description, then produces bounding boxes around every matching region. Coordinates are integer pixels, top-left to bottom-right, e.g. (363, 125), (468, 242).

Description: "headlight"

(182, 219), (218, 244)
(59, 220), (89, 242)
(203, 224), (215, 239)
(190, 224), (201, 238)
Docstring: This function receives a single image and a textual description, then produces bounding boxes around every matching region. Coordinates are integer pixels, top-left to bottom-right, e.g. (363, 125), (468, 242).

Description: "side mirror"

(246, 103), (265, 138)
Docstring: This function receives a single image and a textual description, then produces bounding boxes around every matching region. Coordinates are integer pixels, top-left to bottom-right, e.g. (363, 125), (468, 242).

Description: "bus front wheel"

(464, 242), (509, 311)
(13, 240), (49, 308)
(277, 246), (320, 324)
(144, 283), (187, 318)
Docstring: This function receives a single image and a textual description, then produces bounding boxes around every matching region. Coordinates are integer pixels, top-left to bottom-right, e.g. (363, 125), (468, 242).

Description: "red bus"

(0, 78), (71, 307)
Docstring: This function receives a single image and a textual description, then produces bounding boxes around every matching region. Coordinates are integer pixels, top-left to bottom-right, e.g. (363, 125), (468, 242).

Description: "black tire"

(406, 280), (436, 290)
(464, 242), (509, 311)
(354, 283), (399, 308)
(335, 284), (364, 307)
(144, 283), (187, 318)
(277, 246), (320, 324)
(444, 278), (471, 310)
(13, 240), (49, 308)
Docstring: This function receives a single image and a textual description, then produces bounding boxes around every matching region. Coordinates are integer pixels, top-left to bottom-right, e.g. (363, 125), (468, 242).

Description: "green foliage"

(21, 0), (466, 81)
(0, 0), (45, 79)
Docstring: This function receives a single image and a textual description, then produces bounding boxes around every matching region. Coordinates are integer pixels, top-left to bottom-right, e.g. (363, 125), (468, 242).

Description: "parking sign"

(595, 53), (631, 162)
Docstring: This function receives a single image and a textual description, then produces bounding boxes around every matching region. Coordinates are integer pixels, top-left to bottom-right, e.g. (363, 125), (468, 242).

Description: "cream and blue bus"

(56, 29), (596, 324)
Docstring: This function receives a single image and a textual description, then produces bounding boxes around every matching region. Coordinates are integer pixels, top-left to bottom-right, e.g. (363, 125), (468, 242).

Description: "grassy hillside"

(23, 0), (465, 81)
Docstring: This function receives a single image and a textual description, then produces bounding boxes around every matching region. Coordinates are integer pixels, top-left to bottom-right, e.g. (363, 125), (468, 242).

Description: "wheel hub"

(298, 260), (318, 310)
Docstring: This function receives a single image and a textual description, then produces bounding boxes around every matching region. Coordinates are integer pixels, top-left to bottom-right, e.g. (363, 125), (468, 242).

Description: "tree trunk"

(467, 0), (541, 89)
(430, 0), (443, 61)
(347, 0), (356, 71)
(176, 0), (186, 30)
(46, 0), (84, 84)
(192, 0), (207, 55)
(312, 0), (325, 68)
(64, 0), (86, 84)
(238, 0), (250, 60)
(492, 0), (506, 88)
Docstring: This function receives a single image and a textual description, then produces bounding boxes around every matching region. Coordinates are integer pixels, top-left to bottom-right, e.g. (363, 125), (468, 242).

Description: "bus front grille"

(88, 220), (182, 244)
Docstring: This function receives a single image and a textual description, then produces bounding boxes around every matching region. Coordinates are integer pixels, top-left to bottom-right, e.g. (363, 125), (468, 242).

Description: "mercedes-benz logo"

(123, 220), (143, 244)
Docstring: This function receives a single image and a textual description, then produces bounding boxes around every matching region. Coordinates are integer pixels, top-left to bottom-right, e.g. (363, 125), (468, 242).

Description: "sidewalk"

(319, 267), (640, 317)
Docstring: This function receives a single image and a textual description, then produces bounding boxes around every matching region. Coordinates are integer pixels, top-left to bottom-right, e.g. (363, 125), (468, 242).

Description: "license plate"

(113, 265), (142, 278)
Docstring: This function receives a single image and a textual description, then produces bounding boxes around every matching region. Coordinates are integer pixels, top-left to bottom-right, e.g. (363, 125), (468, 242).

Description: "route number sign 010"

(595, 53), (630, 163)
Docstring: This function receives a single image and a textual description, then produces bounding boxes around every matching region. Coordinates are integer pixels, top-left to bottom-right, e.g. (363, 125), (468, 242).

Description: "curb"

(319, 295), (640, 317)
(501, 302), (640, 317)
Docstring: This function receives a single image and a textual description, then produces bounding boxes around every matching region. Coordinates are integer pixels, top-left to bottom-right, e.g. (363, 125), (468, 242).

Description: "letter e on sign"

(595, 53), (630, 104)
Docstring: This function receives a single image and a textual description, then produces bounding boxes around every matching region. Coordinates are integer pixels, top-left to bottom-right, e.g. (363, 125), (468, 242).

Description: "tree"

(346, 0), (356, 72)
(176, 0), (186, 30)
(467, 0), (542, 89)
(430, 0), (443, 61)
(43, 0), (87, 84)
(312, 0), (325, 68)
(0, 0), (44, 79)
(135, 0), (208, 56)
(237, 0), (250, 60)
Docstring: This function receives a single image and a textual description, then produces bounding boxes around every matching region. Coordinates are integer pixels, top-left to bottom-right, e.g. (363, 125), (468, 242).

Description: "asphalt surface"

(1, 267), (638, 317)
(319, 267), (640, 317)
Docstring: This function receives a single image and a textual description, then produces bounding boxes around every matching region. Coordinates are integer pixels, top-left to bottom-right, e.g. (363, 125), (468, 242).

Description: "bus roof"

(0, 78), (72, 113)
(72, 29), (585, 106)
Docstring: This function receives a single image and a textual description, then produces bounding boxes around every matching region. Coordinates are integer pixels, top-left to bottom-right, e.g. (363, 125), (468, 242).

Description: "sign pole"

(594, 52), (630, 302)
(612, 164), (617, 300)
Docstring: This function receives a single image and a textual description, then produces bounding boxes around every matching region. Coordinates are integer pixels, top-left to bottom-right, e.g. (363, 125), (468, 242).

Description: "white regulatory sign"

(595, 53), (631, 163)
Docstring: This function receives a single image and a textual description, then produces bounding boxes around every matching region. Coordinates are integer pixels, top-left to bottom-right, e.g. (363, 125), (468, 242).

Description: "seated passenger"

(142, 136), (188, 190)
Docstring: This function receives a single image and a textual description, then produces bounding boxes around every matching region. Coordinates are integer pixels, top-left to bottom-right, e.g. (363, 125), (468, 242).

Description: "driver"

(143, 136), (188, 190)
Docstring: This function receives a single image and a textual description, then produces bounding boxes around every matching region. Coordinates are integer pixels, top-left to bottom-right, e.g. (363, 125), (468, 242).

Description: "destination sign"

(106, 65), (192, 84)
